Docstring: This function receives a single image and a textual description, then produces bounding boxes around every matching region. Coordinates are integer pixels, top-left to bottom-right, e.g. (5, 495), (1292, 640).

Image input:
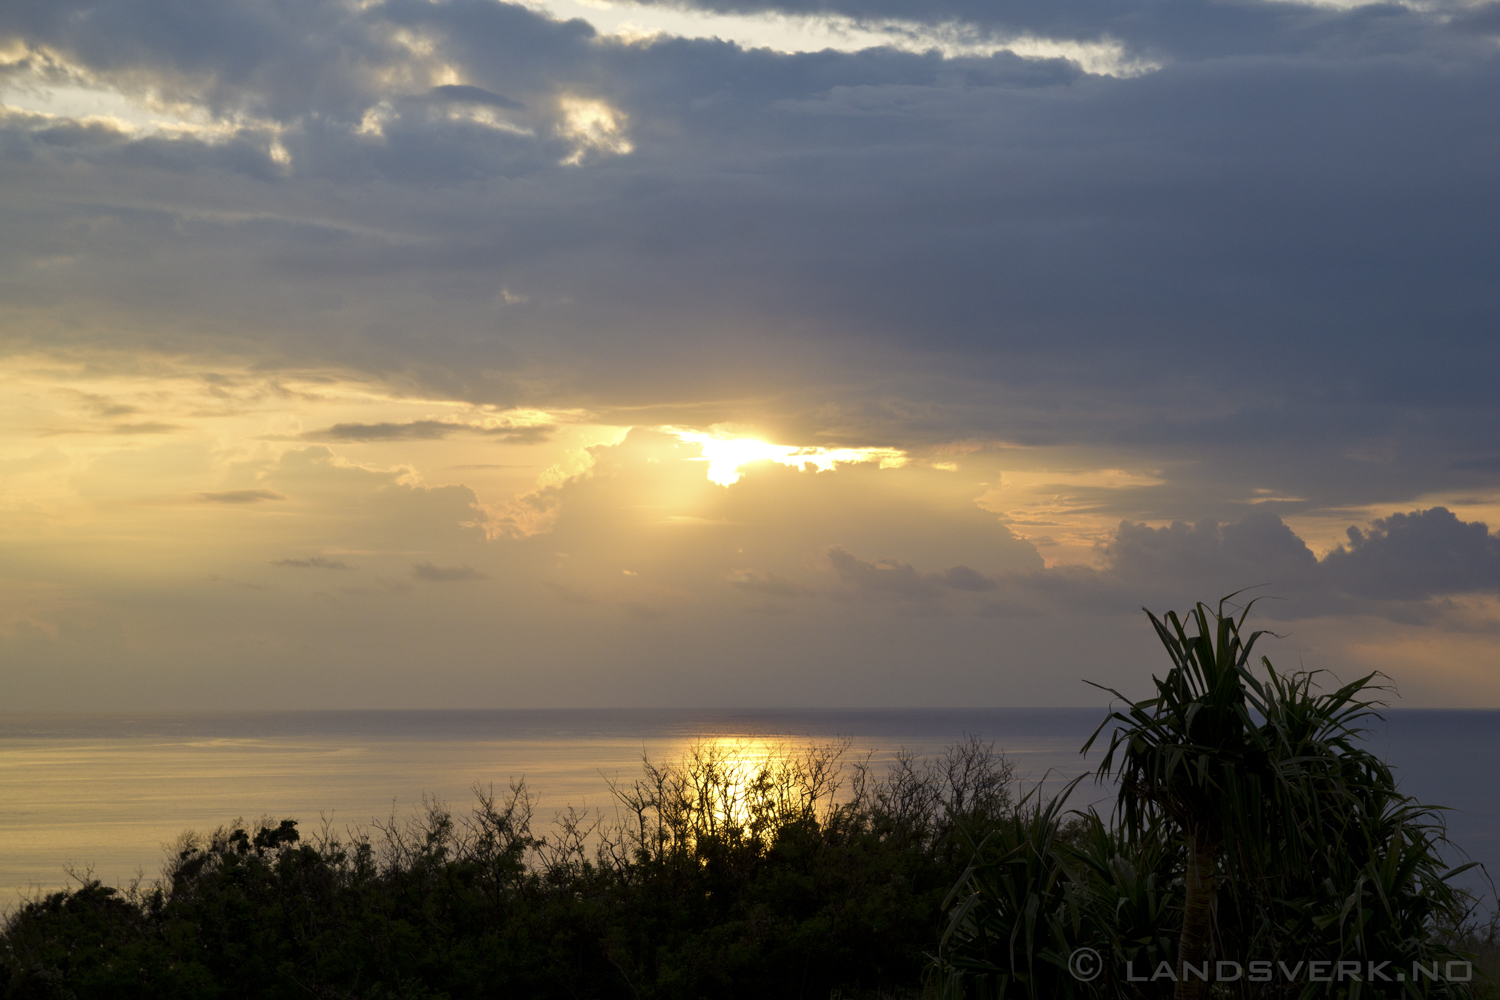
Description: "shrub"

(1, 736), (1009, 1000)
(934, 596), (1485, 1000)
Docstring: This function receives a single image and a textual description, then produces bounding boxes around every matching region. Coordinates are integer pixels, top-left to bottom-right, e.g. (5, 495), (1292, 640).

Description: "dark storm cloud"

(2, 0), (1498, 520)
(1322, 507), (1500, 601)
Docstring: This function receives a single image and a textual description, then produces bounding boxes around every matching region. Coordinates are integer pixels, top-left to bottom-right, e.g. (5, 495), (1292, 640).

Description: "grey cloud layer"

(827, 508), (1500, 623)
(196, 488), (286, 503)
(272, 555), (355, 570)
(2, 0), (1498, 518)
(302, 421), (553, 443)
(412, 561), (489, 581)
(1323, 508), (1500, 602)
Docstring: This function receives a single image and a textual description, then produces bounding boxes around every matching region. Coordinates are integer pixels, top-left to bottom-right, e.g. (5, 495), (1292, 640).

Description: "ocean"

(1, 708), (1494, 906)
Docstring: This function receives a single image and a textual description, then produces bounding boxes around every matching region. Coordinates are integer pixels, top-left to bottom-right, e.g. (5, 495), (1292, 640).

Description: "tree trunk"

(1175, 832), (1217, 1000)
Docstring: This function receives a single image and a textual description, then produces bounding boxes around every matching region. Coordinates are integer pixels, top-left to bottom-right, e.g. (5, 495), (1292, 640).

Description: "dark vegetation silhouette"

(0, 737), (1013, 1000)
(934, 597), (1494, 999)
(2, 597), (1495, 999)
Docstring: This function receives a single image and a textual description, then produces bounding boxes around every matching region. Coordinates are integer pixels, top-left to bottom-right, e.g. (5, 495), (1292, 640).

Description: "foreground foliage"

(0, 738), (1010, 1000)
(934, 597), (1487, 1000)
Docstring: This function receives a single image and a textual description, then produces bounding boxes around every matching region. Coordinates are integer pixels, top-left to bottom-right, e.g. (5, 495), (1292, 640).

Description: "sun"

(667, 427), (907, 486)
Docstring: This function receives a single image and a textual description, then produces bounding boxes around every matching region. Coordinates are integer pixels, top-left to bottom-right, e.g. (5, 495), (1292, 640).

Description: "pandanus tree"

(1085, 594), (1410, 1000)
(937, 595), (1479, 1000)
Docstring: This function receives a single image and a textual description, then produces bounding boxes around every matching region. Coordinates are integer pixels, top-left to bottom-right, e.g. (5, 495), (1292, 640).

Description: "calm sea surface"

(1, 709), (1495, 906)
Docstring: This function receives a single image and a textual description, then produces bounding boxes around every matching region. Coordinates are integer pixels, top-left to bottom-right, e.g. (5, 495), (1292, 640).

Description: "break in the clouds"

(1, 0), (1498, 708)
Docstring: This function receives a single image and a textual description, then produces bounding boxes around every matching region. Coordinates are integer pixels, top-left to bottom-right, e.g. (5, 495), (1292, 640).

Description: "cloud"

(271, 556), (354, 570)
(1100, 507), (1500, 610)
(934, 564), (999, 592)
(259, 447), (488, 549)
(1102, 512), (1320, 599)
(828, 546), (996, 599)
(3, 0), (1495, 466)
(3, 0), (1500, 710)
(1322, 507), (1500, 601)
(411, 561), (488, 582)
(70, 392), (139, 417)
(727, 569), (808, 597)
(302, 421), (553, 443)
(305, 421), (452, 442)
(824, 507), (1500, 621)
(194, 489), (287, 503)
(426, 85), (525, 110)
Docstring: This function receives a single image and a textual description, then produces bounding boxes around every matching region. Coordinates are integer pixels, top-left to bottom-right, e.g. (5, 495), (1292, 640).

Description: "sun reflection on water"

(610, 735), (856, 852)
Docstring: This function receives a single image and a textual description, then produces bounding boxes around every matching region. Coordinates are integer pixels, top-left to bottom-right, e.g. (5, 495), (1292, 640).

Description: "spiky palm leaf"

(1085, 594), (1476, 1000)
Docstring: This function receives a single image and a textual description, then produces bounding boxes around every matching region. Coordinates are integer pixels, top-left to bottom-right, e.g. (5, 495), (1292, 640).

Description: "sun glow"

(668, 429), (906, 486)
(557, 95), (632, 164)
(642, 737), (848, 843)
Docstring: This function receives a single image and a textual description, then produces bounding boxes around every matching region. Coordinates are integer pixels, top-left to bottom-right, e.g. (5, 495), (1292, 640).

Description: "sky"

(1, 0), (1499, 709)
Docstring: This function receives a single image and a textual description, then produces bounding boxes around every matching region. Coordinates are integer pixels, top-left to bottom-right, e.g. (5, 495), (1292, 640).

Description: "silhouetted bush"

(933, 600), (1489, 1000)
(1, 736), (1012, 1000)
(7, 640), (1488, 1000)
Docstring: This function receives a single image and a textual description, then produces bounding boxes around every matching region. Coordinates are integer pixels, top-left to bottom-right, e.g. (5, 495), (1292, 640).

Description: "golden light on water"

(685, 738), (781, 832)
(668, 428), (907, 486)
(626, 735), (858, 845)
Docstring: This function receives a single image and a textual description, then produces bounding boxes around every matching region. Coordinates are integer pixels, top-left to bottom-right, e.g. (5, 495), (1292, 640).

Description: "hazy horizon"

(6, 707), (1494, 902)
